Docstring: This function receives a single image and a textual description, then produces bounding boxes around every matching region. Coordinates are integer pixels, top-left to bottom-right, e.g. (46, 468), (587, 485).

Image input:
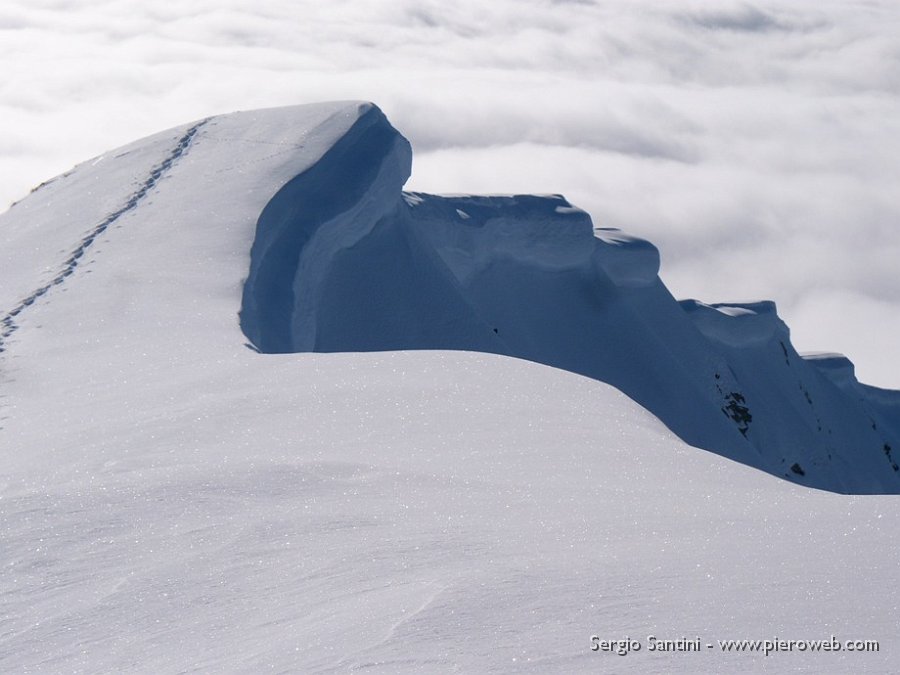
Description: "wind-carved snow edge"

(237, 106), (900, 493)
(0, 120), (209, 355)
(2, 102), (897, 493)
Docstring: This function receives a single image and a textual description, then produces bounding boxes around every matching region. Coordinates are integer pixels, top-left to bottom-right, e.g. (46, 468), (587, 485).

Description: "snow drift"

(1, 101), (899, 497)
(235, 104), (899, 494)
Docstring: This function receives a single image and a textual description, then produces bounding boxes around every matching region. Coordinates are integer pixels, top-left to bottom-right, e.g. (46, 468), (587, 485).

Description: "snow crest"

(232, 105), (900, 493)
(1, 101), (899, 494)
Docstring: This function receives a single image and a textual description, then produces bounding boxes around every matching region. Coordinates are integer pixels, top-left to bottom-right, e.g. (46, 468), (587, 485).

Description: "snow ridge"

(2, 102), (899, 493)
(0, 120), (208, 354)
(233, 105), (900, 493)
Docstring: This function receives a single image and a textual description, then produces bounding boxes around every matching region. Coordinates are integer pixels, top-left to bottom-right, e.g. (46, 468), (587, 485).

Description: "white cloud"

(1, 0), (898, 386)
(789, 289), (900, 387)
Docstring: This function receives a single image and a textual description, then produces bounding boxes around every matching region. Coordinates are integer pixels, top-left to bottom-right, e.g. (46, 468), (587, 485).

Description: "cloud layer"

(2, 0), (899, 385)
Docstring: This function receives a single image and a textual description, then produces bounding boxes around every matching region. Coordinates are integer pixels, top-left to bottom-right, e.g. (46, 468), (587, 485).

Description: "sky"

(1, 0), (899, 387)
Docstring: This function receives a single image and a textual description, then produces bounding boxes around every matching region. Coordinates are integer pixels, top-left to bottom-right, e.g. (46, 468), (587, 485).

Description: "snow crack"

(0, 120), (209, 355)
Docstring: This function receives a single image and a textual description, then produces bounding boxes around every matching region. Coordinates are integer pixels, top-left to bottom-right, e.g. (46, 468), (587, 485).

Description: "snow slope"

(1, 102), (899, 672)
(3, 352), (899, 674)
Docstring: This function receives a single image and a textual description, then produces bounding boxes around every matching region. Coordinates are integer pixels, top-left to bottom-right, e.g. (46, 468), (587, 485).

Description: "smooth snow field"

(3, 351), (899, 673)
(1, 102), (899, 673)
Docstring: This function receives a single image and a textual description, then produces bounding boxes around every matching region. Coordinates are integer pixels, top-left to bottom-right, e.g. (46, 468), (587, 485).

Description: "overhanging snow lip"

(239, 105), (411, 353)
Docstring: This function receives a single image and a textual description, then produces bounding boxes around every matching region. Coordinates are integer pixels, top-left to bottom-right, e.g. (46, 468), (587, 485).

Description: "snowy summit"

(1, 102), (898, 672)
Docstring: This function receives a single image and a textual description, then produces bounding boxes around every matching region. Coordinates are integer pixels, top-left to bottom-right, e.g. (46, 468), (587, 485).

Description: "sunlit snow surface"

(1, 102), (899, 672)
(3, 352), (899, 673)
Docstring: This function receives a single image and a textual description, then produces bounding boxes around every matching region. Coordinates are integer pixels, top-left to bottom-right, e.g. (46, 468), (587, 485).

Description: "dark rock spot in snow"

(722, 391), (752, 437)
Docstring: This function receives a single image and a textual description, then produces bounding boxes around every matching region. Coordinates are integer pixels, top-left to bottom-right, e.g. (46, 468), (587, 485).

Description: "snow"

(233, 104), (900, 492)
(3, 350), (900, 673)
(1, 101), (900, 672)
(0, 122), (198, 316)
(803, 352), (858, 388)
(592, 227), (661, 287)
(2, 351), (899, 673)
(680, 300), (783, 347)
